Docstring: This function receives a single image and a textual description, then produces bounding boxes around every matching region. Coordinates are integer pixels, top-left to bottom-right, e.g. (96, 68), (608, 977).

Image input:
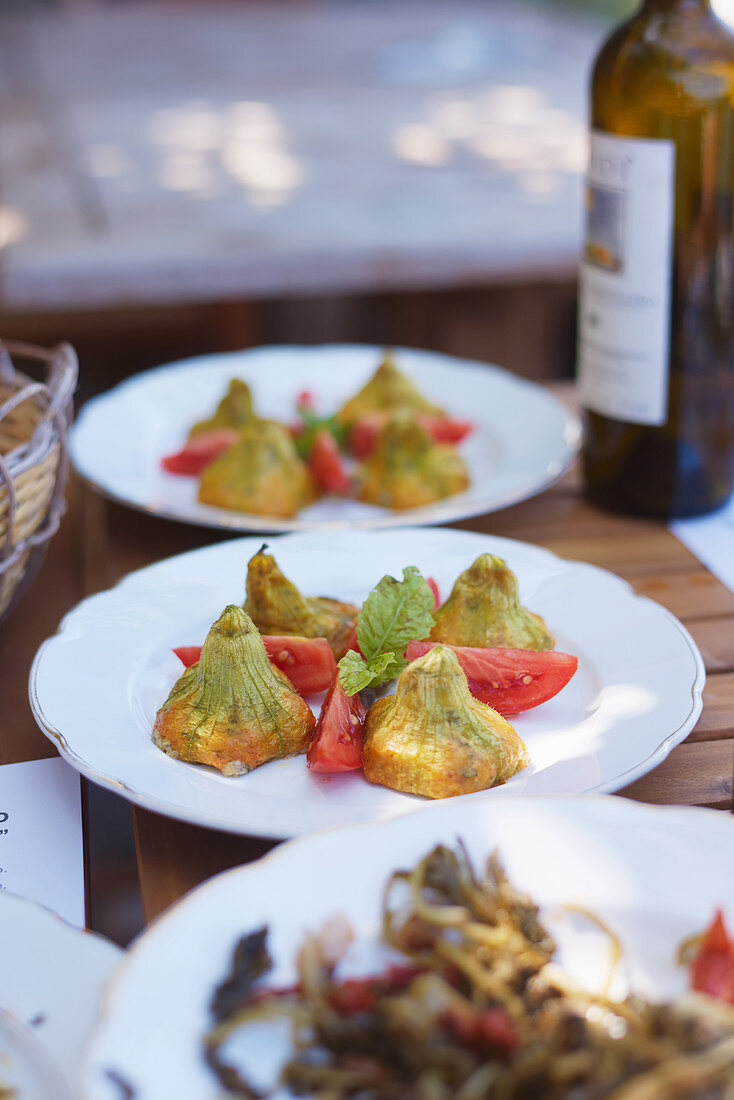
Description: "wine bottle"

(577, 0), (734, 518)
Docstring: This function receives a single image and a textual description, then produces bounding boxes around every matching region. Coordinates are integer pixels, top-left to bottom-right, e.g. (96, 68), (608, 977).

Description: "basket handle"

(0, 339), (78, 428)
(45, 343), (78, 424)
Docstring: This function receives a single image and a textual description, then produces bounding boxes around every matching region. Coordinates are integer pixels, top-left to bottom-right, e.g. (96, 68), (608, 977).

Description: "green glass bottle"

(577, 0), (734, 517)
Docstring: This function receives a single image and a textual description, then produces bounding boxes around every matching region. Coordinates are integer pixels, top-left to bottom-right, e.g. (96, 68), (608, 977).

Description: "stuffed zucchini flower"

(198, 420), (317, 517)
(189, 378), (254, 438)
(358, 416), (469, 510)
(337, 351), (444, 425)
(153, 605), (315, 775)
(362, 646), (528, 798)
(430, 554), (554, 650)
(244, 547), (358, 660)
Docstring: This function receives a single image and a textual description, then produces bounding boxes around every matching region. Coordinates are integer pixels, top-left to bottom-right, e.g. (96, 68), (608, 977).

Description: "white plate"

(0, 892), (122, 1098)
(81, 796), (734, 1099)
(30, 528), (704, 838)
(69, 344), (580, 531)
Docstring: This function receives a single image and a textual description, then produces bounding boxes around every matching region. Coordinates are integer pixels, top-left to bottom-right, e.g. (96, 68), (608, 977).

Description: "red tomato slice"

(417, 414), (474, 445)
(690, 910), (734, 1004)
(404, 641), (578, 715)
(296, 389), (315, 411)
(307, 674), (366, 772)
(172, 645), (202, 667)
(328, 966), (424, 1015)
(308, 428), (350, 493)
(263, 636), (336, 695)
(348, 414), (473, 459)
(160, 429), (238, 475)
(443, 1005), (519, 1054)
(426, 576), (441, 608)
(173, 636), (336, 695)
(347, 414), (383, 459)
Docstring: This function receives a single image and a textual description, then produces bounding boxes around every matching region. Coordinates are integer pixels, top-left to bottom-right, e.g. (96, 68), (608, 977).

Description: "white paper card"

(0, 758), (84, 927)
(671, 498), (734, 592)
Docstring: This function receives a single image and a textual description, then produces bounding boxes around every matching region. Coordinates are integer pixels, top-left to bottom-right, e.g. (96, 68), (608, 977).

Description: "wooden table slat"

(620, 739), (734, 810)
(689, 673), (734, 741)
(686, 617), (734, 673)
(133, 809), (276, 923)
(631, 570), (734, 622)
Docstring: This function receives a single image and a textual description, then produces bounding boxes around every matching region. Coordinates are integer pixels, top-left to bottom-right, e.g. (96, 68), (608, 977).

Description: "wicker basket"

(0, 340), (77, 624)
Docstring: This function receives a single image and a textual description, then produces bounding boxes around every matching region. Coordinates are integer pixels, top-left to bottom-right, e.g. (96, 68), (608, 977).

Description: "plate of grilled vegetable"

(68, 344), (579, 531)
(82, 796), (734, 1099)
(30, 527), (703, 837)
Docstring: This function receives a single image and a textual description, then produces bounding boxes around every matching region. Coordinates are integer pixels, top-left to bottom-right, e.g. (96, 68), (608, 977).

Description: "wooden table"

(2, 399), (733, 927)
(0, 0), (600, 313)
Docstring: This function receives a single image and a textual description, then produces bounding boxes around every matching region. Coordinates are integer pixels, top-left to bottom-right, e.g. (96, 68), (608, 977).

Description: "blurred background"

(4, 0), (729, 943)
(0, 0), (648, 414)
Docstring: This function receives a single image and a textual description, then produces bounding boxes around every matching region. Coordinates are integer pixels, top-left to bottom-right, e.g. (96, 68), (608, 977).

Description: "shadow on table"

(86, 783), (144, 946)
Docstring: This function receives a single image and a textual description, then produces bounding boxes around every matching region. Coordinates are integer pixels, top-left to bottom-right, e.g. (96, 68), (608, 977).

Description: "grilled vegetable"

(245, 547), (358, 661)
(153, 605), (315, 775)
(198, 421), (317, 518)
(189, 378), (255, 438)
(204, 845), (734, 1099)
(357, 415), (469, 511)
(362, 646), (528, 798)
(430, 553), (554, 650)
(210, 928), (272, 1023)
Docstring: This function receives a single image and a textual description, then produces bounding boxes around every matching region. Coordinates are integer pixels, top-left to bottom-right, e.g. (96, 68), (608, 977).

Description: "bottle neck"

(639, 0), (711, 12)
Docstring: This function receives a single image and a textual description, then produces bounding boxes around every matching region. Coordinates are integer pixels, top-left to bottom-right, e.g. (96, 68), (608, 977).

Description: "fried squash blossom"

(245, 547), (358, 660)
(153, 605), (315, 775)
(362, 646), (529, 798)
(358, 416), (469, 511)
(430, 553), (554, 650)
(198, 420), (316, 518)
(336, 351), (445, 425)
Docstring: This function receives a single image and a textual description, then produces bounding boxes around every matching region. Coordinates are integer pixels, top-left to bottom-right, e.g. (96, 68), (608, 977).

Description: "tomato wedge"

(418, 415), (474, 445)
(347, 414), (383, 459)
(173, 635), (336, 695)
(308, 428), (350, 493)
(690, 910), (734, 1004)
(307, 674), (366, 772)
(443, 1005), (519, 1054)
(160, 429), (238, 475)
(264, 636), (336, 695)
(404, 641), (578, 715)
(348, 414), (474, 458)
(172, 645), (202, 667)
(328, 966), (424, 1015)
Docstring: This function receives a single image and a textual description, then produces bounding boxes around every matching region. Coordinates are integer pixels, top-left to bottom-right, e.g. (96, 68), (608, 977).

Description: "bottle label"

(577, 130), (675, 426)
